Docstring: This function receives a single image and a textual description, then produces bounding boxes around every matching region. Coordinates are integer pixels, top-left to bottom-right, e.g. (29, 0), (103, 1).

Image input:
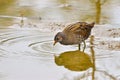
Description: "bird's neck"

(60, 34), (76, 45)
(59, 34), (70, 45)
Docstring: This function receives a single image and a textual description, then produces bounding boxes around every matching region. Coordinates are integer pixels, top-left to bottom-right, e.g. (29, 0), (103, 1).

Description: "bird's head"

(53, 32), (64, 45)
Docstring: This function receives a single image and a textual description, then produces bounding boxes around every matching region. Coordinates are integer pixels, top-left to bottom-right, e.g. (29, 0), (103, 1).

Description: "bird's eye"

(56, 37), (59, 40)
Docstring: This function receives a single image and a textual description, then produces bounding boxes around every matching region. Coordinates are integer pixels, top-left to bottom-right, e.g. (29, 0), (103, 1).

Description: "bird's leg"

(78, 43), (81, 50)
(83, 40), (86, 52)
(78, 34), (81, 51)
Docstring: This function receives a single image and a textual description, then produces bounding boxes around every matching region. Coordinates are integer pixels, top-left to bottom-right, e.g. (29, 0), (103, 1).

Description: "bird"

(53, 22), (95, 52)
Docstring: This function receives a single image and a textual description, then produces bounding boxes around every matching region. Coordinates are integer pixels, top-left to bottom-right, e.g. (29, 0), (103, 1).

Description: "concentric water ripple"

(29, 40), (77, 54)
(0, 28), (77, 59)
(0, 28), (119, 56)
(0, 29), (53, 56)
(0, 28), (120, 80)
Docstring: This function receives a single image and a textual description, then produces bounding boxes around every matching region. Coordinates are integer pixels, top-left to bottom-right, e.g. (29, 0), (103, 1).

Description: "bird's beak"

(53, 41), (57, 46)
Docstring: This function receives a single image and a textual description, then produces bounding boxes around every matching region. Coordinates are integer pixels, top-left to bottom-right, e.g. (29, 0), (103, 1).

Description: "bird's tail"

(88, 22), (95, 28)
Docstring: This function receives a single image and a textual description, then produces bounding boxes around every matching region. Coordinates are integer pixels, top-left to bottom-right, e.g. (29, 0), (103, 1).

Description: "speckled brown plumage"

(54, 22), (95, 51)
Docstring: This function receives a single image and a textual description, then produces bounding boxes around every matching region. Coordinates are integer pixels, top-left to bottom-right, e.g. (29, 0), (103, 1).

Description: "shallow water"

(0, 28), (120, 80)
(0, 0), (120, 28)
(0, 0), (120, 80)
(0, 28), (82, 80)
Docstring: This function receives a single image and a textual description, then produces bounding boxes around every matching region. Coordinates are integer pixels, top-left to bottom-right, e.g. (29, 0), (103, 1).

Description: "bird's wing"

(63, 22), (87, 34)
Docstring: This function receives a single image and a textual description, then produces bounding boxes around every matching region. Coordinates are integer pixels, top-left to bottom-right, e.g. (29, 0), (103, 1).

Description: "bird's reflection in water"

(54, 50), (93, 71)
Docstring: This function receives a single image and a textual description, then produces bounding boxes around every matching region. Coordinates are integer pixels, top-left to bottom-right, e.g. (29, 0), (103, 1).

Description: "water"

(0, 28), (82, 80)
(0, 0), (120, 80)
(0, 0), (120, 27)
(0, 28), (55, 80)
(0, 27), (120, 80)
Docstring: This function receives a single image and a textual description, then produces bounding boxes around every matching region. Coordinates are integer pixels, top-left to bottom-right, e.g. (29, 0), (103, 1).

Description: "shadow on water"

(54, 50), (92, 71)
(0, 0), (120, 80)
(0, 25), (119, 80)
(54, 35), (117, 80)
